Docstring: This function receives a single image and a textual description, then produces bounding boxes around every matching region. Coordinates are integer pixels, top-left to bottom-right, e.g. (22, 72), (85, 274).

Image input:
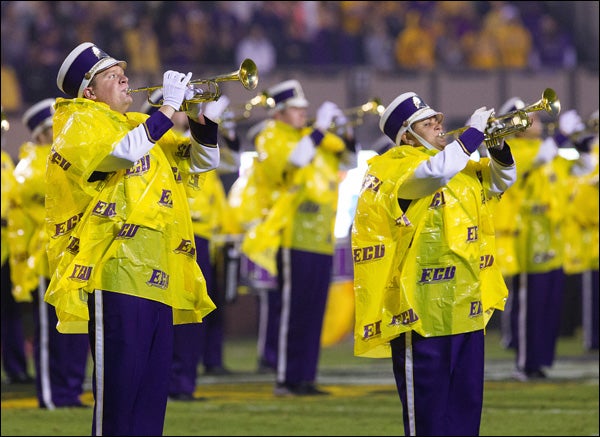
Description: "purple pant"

(256, 289), (281, 369)
(169, 235), (224, 397)
(33, 277), (88, 409)
(583, 269), (599, 350)
(276, 248), (332, 386)
(509, 269), (565, 371)
(195, 236), (226, 370)
(88, 290), (173, 436)
(390, 330), (484, 436)
(1, 261), (30, 381)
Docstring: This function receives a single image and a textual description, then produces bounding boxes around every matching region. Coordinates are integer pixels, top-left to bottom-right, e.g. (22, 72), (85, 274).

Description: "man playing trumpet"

(240, 79), (358, 395)
(352, 92), (517, 436)
(46, 41), (219, 436)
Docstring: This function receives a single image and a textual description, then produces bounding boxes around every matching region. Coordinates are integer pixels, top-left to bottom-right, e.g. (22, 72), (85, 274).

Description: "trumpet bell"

(539, 87), (561, 118)
(128, 59), (259, 108)
(358, 98), (385, 117)
(440, 88), (561, 148)
(238, 58), (259, 91)
(483, 88), (560, 148)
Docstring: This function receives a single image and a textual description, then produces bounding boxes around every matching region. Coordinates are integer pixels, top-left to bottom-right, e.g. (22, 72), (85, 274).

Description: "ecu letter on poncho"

(352, 146), (508, 358)
(45, 98), (215, 333)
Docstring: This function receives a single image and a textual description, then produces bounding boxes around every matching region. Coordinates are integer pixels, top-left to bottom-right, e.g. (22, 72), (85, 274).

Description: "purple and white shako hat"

(379, 92), (443, 145)
(22, 98), (56, 139)
(267, 79), (309, 111)
(56, 42), (127, 98)
(499, 96), (525, 115)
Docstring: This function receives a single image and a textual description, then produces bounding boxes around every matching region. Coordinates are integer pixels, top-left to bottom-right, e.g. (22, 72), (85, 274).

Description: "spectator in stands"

(235, 23), (277, 77)
(123, 13), (162, 85)
(530, 14), (577, 71)
(362, 16), (395, 73)
(492, 5), (533, 69)
(393, 10), (437, 71)
(461, 19), (502, 70)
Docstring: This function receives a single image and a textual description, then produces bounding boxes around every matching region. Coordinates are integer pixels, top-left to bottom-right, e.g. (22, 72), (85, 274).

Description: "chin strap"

(408, 126), (437, 151)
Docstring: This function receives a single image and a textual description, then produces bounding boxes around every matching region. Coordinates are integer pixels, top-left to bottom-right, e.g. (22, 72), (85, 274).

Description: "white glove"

(162, 71), (192, 111)
(335, 113), (348, 128)
(220, 108), (236, 132)
(335, 113), (354, 137)
(558, 109), (585, 136)
(534, 137), (559, 165)
(314, 101), (342, 132)
(467, 106), (494, 133)
(204, 95), (231, 121)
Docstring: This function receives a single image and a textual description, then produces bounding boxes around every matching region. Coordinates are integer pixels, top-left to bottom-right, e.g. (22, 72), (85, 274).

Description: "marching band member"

(196, 97), (241, 378)
(46, 42), (218, 435)
(228, 118), (279, 374)
(8, 99), (90, 409)
(241, 79), (357, 395)
(499, 101), (594, 381)
(352, 92), (516, 436)
(141, 91), (238, 401)
(580, 110), (599, 351)
(553, 108), (598, 351)
(1, 108), (34, 387)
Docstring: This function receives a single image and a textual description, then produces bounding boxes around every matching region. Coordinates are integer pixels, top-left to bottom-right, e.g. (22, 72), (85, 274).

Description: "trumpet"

(343, 98), (385, 126)
(227, 91), (275, 121)
(128, 58), (259, 110)
(440, 88), (561, 148)
(310, 98), (385, 131)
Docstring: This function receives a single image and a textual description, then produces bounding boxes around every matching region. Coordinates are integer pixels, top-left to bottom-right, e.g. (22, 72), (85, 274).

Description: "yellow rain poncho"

(352, 145), (508, 358)
(45, 98), (215, 333)
(1, 150), (16, 267)
(241, 120), (345, 275)
(8, 142), (51, 301)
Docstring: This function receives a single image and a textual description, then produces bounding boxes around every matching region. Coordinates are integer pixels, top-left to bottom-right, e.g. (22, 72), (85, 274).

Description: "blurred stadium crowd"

(1, 1), (598, 112)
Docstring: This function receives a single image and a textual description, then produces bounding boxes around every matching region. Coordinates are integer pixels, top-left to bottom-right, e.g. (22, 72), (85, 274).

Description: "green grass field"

(2, 329), (598, 436)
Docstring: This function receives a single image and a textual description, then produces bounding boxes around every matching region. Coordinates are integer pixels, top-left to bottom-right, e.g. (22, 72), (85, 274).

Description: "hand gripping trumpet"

(127, 59), (259, 110)
(440, 88), (561, 148)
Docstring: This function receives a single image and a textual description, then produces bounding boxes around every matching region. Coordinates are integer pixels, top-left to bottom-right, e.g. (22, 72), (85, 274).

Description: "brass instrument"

(441, 88), (561, 148)
(342, 98), (385, 127)
(128, 58), (259, 109)
(310, 98), (385, 131)
(228, 91), (275, 121)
